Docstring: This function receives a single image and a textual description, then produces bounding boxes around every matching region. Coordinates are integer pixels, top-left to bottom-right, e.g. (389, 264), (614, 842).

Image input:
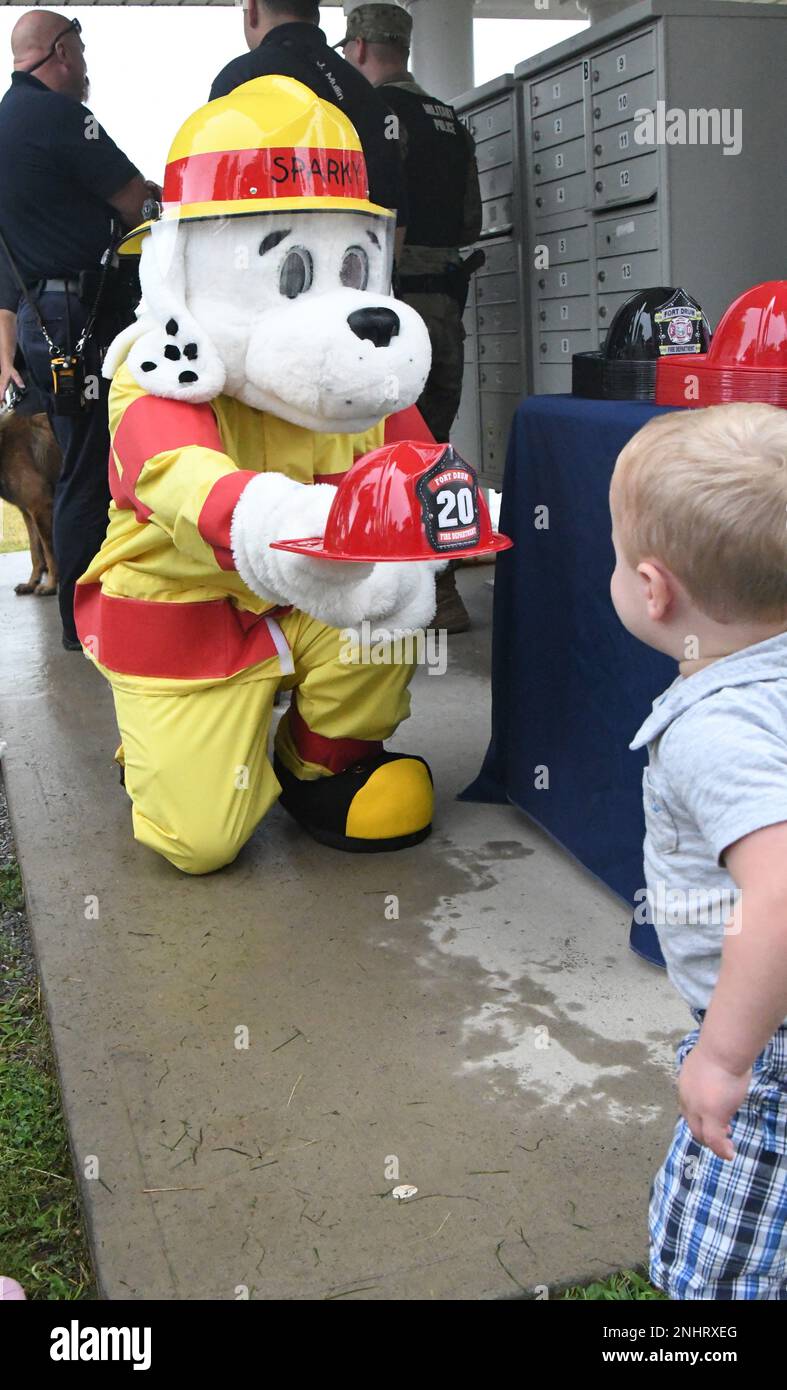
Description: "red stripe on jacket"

(74, 584), (291, 681)
(384, 405), (435, 446)
(110, 393), (224, 522)
(287, 693), (383, 775)
(313, 471), (347, 487)
(197, 470), (257, 571)
(313, 409), (436, 488)
(107, 445), (146, 519)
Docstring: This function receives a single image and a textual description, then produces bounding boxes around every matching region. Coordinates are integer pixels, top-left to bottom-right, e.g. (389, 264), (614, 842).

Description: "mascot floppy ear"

(102, 311), (155, 379)
(122, 222), (226, 403)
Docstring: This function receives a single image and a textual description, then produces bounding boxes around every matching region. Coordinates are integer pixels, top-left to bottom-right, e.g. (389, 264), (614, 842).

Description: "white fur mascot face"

(115, 210), (432, 435)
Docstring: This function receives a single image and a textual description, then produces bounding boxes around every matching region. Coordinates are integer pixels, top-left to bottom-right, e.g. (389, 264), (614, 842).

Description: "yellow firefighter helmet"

(119, 74), (393, 254)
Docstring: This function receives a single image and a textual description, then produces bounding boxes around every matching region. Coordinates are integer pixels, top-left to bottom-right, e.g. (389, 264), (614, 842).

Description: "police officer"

(0, 10), (156, 650)
(340, 4), (482, 632)
(211, 0), (407, 252)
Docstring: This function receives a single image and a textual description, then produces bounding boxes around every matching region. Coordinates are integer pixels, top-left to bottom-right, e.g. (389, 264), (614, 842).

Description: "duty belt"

(398, 251), (486, 306)
(36, 277), (81, 295)
(398, 271), (454, 296)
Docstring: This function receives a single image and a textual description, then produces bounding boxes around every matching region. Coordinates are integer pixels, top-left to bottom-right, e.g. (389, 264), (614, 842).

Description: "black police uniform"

(0, 71), (140, 644)
(380, 79), (481, 443)
(210, 22), (407, 226)
(381, 84), (471, 251)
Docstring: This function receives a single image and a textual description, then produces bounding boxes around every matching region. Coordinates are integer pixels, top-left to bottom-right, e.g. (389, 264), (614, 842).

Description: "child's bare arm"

(705, 821), (787, 1065)
(679, 820), (787, 1159)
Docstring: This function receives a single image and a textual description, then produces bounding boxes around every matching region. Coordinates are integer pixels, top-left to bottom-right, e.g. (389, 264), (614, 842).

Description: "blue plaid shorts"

(649, 1014), (787, 1299)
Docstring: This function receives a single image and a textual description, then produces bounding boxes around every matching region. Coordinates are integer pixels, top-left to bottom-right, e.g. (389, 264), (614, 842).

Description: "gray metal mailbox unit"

(518, 0), (787, 396)
(452, 75), (528, 490)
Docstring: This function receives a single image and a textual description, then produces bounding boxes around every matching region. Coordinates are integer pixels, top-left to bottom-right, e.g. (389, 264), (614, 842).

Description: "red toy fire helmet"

(656, 281), (787, 408)
(270, 440), (513, 563)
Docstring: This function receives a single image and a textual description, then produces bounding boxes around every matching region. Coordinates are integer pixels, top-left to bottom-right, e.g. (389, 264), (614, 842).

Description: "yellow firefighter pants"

(105, 608), (416, 875)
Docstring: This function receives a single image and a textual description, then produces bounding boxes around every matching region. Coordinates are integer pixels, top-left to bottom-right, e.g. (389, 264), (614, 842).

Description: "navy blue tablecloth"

(462, 394), (679, 965)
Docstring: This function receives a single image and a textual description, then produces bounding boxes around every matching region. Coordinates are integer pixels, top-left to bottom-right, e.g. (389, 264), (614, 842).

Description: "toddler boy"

(610, 402), (787, 1299)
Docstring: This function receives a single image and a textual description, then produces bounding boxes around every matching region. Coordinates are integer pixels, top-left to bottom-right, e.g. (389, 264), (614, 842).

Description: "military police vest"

(383, 83), (471, 249)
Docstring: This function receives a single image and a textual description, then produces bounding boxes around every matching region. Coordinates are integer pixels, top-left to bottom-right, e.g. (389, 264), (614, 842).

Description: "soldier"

(340, 3), (483, 634)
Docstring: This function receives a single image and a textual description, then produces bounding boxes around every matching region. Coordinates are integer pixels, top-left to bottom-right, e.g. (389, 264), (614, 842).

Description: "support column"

(404, 0), (475, 101)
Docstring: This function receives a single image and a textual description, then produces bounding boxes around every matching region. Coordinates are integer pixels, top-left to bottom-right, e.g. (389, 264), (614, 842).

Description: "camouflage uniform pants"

(399, 290), (465, 444)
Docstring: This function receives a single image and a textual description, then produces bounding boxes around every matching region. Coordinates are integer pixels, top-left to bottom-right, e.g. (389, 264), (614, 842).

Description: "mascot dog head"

(107, 77), (431, 434)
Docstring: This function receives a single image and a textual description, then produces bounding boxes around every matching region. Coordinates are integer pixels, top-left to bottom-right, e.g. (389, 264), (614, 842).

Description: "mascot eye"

(340, 246), (370, 291)
(279, 247), (313, 299)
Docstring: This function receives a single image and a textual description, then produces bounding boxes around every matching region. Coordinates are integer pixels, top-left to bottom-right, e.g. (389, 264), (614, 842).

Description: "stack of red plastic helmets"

(656, 281), (787, 408)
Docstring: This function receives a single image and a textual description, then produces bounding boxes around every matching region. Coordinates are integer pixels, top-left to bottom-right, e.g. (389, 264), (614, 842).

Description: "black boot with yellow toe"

(273, 752), (433, 853)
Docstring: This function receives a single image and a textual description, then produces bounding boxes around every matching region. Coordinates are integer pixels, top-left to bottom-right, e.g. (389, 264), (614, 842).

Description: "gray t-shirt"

(630, 631), (787, 1013)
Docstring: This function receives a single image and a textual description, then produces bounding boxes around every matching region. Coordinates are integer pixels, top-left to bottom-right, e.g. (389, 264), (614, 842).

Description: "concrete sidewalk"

(0, 551), (686, 1300)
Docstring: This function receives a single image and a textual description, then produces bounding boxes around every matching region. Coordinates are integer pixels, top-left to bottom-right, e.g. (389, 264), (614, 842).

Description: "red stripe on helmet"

(163, 147), (370, 206)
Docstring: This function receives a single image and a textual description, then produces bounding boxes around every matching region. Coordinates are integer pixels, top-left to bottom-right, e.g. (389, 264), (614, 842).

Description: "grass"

(0, 501), (28, 556)
(0, 777), (95, 1299)
(563, 1268), (666, 1300)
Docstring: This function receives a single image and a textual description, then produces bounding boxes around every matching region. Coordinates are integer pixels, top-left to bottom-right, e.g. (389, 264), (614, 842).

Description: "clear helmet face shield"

(137, 205), (430, 433)
(146, 205), (396, 316)
(268, 208), (396, 300)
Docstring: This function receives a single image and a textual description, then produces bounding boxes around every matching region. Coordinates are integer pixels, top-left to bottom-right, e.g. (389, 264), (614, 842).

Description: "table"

(462, 394), (680, 966)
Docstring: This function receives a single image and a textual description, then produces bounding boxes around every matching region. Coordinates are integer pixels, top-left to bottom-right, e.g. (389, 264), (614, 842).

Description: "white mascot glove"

(231, 473), (441, 633)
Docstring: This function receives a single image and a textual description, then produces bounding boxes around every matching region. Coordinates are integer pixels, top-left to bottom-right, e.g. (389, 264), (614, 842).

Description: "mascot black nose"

(347, 307), (400, 348)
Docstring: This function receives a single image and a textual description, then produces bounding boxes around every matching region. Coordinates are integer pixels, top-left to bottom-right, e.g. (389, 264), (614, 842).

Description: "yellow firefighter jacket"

(75, 361), (386, 683)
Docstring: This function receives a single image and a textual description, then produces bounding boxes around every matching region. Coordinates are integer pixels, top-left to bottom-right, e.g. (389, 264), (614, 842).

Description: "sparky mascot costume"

(75, 77), (442, 874)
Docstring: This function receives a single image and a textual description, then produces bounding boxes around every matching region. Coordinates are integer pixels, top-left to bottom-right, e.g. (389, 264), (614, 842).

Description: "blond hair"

(611, 402), (787, 623)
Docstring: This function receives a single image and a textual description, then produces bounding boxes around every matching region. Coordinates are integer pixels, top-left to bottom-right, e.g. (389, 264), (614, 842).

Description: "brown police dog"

(0, 410), (61, 596)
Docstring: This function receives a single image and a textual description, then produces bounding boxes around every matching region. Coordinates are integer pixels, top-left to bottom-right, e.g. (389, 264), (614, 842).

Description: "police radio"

(50, 353), (86, 416)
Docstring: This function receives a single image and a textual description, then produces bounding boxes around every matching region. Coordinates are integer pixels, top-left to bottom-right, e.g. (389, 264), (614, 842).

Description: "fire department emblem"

(654, 288), (705, 355)
(667, 316), (694, 345)
(416, 449), (481, 554)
